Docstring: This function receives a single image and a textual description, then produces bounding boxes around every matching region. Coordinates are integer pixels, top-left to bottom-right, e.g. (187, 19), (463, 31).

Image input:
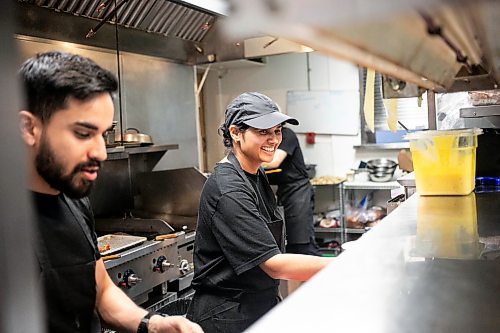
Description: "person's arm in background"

(262, 148), (287, 169)
(95, 259), (203, 333)
(259, 253), (332, 281)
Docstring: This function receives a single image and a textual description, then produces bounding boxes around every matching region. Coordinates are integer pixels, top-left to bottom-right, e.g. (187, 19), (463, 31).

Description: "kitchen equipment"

(405, 128), (483, 195)
(96, 217), (196, 305)
(366, 158), (398, 182)
(98, 234), (147, 256)
(115, 128), (153, 146)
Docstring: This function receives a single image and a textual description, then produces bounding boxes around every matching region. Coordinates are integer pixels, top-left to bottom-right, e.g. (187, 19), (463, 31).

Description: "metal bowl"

(369, 172), (395, 182)
(367, 158), (398, 169)
(367, 159), (397, 182)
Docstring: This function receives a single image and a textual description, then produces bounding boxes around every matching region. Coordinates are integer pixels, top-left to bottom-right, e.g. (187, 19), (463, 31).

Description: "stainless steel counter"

(247, 192), (500, 333)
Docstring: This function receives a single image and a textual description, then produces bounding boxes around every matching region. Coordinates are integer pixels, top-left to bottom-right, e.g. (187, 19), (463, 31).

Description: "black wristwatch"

(137, 312), (155, 333)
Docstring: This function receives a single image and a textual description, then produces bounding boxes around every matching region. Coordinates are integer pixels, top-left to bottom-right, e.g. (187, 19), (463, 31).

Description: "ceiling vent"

(19, 0), (217, 42)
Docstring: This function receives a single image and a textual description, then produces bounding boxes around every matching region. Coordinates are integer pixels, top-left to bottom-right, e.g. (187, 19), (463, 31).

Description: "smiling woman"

(231, 124), (284, 173)
(187, 92), (333, 333)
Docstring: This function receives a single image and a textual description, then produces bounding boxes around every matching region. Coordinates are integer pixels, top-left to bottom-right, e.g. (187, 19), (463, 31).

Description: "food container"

(346, 169), (355, 182)
(405, 128), (482, 195)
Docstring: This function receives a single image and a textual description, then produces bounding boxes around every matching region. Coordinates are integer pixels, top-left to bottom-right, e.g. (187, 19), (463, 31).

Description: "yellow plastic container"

(405, 128), (482, 195)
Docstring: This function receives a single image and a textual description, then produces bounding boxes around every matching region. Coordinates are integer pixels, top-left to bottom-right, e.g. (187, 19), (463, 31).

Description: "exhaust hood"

(223, 0), (500, 93)
(16, 0), (220, 63)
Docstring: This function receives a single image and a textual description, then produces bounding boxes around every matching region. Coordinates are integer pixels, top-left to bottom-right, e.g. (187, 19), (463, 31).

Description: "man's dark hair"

(19, 51), (118, 123)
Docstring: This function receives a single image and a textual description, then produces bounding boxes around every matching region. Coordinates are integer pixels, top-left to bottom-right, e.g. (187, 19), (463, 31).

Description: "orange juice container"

(405, 128), (482, 195)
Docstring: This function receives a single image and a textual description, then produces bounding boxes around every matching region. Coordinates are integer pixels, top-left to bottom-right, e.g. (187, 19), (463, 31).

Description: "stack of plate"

(367, 159), (397, 182)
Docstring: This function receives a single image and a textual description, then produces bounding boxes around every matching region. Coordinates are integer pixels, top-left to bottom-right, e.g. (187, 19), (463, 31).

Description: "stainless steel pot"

(115, 128), (153, 146)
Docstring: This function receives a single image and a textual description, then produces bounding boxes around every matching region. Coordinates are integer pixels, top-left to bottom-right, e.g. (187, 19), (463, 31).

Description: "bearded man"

(18, 51), (202, 333)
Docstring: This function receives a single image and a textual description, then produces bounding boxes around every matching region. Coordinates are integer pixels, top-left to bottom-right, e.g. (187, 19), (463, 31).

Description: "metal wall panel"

(15, 36), (199, 170)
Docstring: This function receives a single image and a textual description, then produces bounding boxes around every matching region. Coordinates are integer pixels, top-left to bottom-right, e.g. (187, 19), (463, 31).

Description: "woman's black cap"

(223, 92), (299, 129)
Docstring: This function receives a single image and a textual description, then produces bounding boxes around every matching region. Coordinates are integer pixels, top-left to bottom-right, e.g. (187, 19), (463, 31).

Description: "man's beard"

(35, 133), (101, 198)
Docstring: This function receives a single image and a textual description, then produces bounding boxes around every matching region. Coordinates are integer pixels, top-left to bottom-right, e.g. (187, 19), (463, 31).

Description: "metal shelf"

(345, 228), (367, 234)
(106, 144), (179, 160)
(311, 182), (343, 187)
(460, 105), (500, 118)
(353, 143), (410, 150)
(314, 227), (343, 234)
(313, 181), (398, 244)
(343, 180), (401, 190)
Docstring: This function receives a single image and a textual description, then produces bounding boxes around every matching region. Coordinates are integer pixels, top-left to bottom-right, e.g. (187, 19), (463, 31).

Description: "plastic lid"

(404, 128), (483, 140)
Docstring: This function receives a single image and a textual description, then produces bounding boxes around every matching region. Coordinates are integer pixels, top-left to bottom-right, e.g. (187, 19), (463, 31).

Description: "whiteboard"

(286, 90), (359, 135)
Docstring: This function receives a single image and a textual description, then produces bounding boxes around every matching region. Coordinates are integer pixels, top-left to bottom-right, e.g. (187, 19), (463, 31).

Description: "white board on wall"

(286, 90), (359, 135)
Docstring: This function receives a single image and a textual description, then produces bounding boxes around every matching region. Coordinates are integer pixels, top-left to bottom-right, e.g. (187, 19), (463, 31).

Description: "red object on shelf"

(306, 132), (316, 144)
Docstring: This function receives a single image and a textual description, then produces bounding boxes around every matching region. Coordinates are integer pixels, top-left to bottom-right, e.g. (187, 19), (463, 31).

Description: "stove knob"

(179, 259), (191, 274)
(162, 261), (174, 270)
(127, 274), (142, 286)
(119, 269), (141, 289)
(153, 256), (174, 273)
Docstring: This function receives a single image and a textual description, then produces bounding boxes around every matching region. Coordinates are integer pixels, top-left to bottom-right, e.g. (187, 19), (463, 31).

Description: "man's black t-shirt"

(267, 127), (309, 185)
(33, 193), (100, 266)
(191, 161), (282, 294)
(32, 192), (100, 333)
(266, 127), (318, 247)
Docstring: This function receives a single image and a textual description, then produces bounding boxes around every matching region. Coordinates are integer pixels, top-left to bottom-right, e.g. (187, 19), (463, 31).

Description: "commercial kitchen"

(1, 0), (499, 332)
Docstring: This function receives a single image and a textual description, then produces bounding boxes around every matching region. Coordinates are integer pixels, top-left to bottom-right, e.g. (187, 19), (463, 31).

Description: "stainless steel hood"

(223, 0), (500, 93)
(16, 0), (220, 63)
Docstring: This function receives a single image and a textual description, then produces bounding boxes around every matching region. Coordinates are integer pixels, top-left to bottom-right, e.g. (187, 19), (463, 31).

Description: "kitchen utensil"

(367, 158), (398, 182)
(155, 232), (183, 241)
(265, 168), (282, 174)
(102, 254), (121, 261)
(115, 128), (153, 146)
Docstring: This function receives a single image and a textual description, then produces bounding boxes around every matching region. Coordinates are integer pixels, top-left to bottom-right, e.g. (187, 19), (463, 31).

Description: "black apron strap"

(61, 194), (97, 255)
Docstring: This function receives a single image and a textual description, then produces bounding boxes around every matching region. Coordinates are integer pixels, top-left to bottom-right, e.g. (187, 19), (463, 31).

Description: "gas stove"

(96, 217), (195, 306)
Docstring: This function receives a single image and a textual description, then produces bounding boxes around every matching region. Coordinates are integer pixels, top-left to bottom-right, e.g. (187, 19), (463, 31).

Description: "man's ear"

(19, 111), (40, 146)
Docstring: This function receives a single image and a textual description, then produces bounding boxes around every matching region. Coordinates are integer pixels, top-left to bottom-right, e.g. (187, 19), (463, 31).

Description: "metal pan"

(97, 234), (147, 256)
(114, 128), (153, 146)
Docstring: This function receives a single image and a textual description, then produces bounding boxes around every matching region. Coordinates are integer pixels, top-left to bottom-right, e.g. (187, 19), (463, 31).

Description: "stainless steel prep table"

(247, 192), (500, 333)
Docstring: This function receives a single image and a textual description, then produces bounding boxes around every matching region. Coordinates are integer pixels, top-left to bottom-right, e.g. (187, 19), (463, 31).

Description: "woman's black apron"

(36, 195), (100, 333)
(188, 153), (285, 333)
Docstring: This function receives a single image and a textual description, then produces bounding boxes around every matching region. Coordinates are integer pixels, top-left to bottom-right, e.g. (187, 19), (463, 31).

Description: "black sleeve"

(278, 128), (298, 156)
(210, 190), (281, 275)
